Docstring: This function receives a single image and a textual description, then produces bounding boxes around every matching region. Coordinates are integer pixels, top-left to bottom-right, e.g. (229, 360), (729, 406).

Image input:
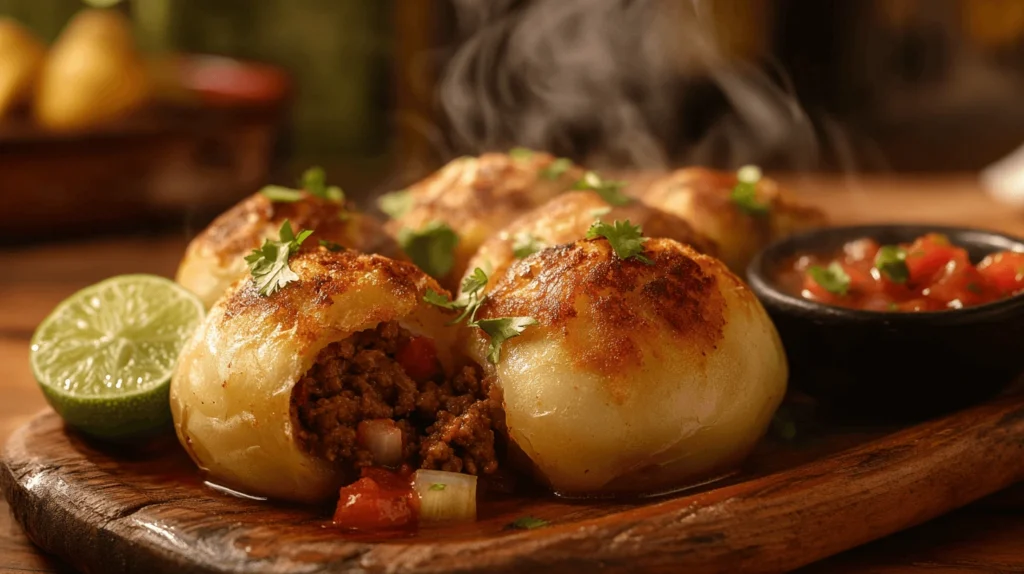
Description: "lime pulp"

(29, 274), (205, 440)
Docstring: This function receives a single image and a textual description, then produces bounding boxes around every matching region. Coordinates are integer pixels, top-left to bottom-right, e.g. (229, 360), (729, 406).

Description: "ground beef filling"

(292, 322), (503, 476)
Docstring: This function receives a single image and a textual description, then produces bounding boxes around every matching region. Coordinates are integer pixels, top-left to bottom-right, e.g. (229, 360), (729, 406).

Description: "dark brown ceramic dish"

(747, 224), (1024, 420)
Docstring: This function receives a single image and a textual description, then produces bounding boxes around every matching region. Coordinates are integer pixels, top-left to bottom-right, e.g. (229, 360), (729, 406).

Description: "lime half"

(30, 274), (205, 440)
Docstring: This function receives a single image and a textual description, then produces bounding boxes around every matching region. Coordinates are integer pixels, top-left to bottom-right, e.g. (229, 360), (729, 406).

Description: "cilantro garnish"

(572, 171), (631, 205)
(398, 221), (459, 278)
(512, 232), (545, 259)
(807, 262), (851, 295)
(301, 166), (345, 202)
(874, 245), (909, 284)
(378, 189), (413, 219)
(260, 185), (304, 203)
(509, 147), (534, 160)
(506, 516), (549, 530)
(259, 166), (344, 204)
(540, 157), (572, 180)
(429, 483), (446, 491)
(244, 220), (313, 297)
(730, 165), (769, 216)
(424, 267), (488, 325)
(319, 239), (344, 252)
(586, 220), (653, 265)
(423, 267), (537, 363)
(477, 317), (538, 364)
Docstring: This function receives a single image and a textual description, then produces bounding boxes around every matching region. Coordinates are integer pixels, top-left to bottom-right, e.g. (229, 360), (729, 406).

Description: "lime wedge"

(30, 274), (205, 440)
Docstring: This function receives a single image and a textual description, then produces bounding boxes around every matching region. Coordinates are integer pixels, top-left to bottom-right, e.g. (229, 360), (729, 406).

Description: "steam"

(438, 0), (824, 171)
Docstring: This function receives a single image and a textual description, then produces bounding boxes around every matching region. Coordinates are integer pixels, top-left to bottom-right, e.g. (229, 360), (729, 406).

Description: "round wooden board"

(2, 401), (1023, 574)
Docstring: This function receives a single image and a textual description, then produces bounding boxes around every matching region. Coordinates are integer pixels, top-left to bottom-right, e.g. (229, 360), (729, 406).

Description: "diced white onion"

(357, 419), (403, 467)
(412, 469), (477, 522)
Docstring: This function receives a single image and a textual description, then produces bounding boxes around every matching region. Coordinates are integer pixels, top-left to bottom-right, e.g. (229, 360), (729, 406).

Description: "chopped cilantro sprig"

(586, 220), (653, 265)
(424, 267), (536, 364)
(244, 220), (313, 296)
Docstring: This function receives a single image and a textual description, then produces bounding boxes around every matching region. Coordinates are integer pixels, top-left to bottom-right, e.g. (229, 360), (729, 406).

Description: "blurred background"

(4, 0), (1024, 241)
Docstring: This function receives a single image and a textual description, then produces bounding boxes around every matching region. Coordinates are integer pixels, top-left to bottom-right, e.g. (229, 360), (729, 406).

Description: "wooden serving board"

(2, 396), (1023, 574)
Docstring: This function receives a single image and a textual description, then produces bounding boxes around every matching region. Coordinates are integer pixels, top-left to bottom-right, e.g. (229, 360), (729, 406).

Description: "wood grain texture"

(2, 396), (1023, 574)
(2, 176), (1024, 573)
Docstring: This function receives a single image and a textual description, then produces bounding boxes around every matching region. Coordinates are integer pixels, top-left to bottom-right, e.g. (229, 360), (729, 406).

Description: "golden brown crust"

(466, 190), (719, 292)
(194, 192), (401, 266)
(383, 152), (585, 287)
(387, 152), (583, 230)
(224, 250), (450, 346)
(639, 167), (827, 271)
(478, 238), (727, 386)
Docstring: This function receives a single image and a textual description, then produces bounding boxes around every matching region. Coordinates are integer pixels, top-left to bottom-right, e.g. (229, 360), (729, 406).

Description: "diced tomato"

(978, 251), (1024, 296)
(842, 238), (881, 264)
(904, 235), (959, 285)
(395, 336), (440, 382)
(786, 233), (1023, 313)
(844, 263), (877, 294)
(333, 467), (418, 531)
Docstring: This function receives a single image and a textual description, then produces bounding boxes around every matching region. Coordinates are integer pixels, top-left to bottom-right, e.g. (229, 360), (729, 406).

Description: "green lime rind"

(29, 274), (204, 440)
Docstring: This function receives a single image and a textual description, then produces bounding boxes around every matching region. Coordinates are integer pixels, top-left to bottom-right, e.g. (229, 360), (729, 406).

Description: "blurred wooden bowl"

(0, 54), (291, 243)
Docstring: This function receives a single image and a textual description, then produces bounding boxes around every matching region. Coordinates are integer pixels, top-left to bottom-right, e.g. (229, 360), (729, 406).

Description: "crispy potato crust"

(640, 167), (827, 271)
(479, 238), (729, 384)
(464, 190), (719, 292)
(385, 152), (584, 287)
(172, 250), (457, 503)
(176, 192), (399, 308)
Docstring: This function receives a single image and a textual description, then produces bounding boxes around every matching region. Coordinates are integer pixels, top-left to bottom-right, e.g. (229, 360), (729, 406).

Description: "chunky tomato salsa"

(778, 233), (1024, 311)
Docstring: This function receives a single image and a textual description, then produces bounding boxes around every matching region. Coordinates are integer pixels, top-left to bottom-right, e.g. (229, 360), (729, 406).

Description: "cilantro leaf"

(319, 239), (344, 252)
(398, 221), (459, 278)
(422, 267), (537, 363)
(423, 267), (488, 324)
(730, 165), (769, 215)
(808, 262), (851, 295)
(378, 190), (413, 219)
(244, 220), (313, 296)
(586, 220), (653, 265)
(505, 516), (549, 530)
(260, 185), (304, 203)
(509, 147), (534, 160)
(301, 166), (345, 202)
(874, 245), (909, 284)
(540, 157), (572, 180)
(573, 171), (631, 205)
(477, 316), (538, 364)
(461, 267), (489, 295)
(423, 288), (456, 309)
(429, 483), (447, 491)
(512, 232), (545, 259)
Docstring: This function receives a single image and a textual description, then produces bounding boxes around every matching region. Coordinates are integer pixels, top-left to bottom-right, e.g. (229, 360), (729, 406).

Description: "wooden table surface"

(2, 174), (1024, 573)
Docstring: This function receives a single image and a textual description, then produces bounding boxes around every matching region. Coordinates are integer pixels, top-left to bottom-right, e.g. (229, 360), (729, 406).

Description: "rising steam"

(438, 0), (823, 171)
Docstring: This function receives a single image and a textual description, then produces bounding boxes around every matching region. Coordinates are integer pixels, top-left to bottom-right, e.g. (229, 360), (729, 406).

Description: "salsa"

(333, 466), (419, 531)
(778, 233), (1024, 311)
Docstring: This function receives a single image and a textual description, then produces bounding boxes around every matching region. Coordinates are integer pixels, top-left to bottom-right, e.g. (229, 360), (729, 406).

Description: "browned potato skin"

(172, 249), (457, 503)
(639, 168), (827, 272)
(176, 192), (400, 308)
(385, 152), (584, 289)
(464, 190), (719, 292)
(465, 237), (787, 494)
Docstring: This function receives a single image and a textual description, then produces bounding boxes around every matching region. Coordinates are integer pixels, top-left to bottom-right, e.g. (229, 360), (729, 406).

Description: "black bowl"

(747, 224), (1024, 420)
